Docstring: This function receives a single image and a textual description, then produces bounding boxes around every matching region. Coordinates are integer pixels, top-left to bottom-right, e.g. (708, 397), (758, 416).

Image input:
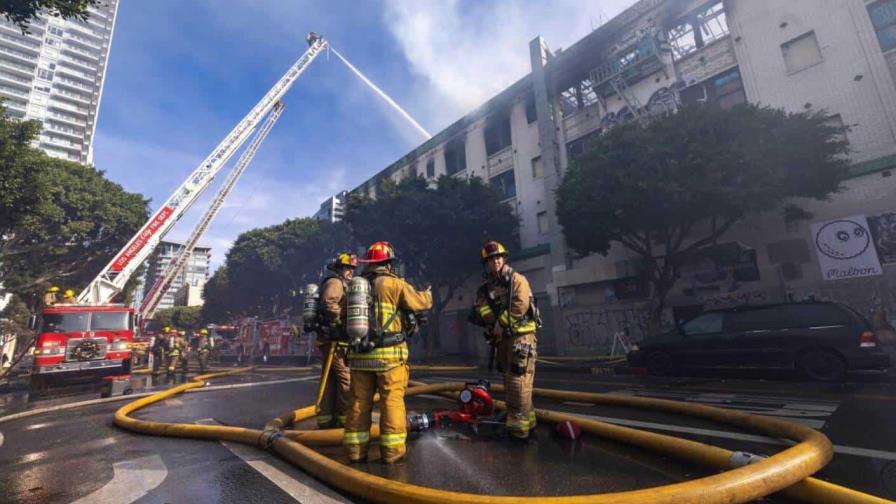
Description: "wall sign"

(812, 214), (883, 281)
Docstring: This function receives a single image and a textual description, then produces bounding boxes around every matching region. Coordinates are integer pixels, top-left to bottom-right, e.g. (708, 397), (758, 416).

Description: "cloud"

(383, 0), (637, 128)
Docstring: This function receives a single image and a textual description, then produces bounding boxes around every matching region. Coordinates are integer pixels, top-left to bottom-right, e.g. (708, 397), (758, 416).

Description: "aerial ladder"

(30, 33), (328, 386)
(79, 33), (328, 305)
(139, 102), (286, 320)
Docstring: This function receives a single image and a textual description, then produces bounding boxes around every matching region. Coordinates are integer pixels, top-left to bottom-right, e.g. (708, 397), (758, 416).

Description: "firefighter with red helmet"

(342, 241), (432, 464)
(316, 252), (357, 428)
(470, 240), (540, 439)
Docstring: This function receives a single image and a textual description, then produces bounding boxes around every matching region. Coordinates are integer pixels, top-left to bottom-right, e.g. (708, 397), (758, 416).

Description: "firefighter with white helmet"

(470, 240), (540, 440)
(315, 252), (357, 428)
(342, 241), (432, 464)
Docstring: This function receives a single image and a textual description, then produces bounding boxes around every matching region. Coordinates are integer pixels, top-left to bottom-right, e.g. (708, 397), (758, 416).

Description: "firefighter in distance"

(470, 240), (540, 439)
(342, 241), (432, 464)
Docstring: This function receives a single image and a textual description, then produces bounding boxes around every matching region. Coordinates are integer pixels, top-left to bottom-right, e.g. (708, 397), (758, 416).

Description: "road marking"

(198, 419), (350, 503)
(70, 454), (167, 504)
(0, 375), (315, 425)
(576, 413), (896, 461)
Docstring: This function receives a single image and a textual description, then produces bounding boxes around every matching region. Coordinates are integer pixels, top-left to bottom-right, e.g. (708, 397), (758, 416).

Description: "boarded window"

(426, 158), (435, 178)
(537, 211), (549, 234)
(444, 138), (466, 175)
(489, 169), (516, 200)
(781, 31), (823, 73)
(868, 0), (896, 52)
(484, 114), (512, 156)
(531, 156), (543, 179)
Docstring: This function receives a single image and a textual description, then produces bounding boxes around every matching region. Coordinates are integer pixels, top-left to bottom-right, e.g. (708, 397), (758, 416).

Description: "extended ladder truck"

(29, 33), (329, 389)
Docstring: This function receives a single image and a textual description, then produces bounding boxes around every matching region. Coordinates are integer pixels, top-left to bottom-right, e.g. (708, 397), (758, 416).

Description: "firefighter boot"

(501, 333), (537, 439)
(343, 369), (376, 462)
(378, 363), (409, 463)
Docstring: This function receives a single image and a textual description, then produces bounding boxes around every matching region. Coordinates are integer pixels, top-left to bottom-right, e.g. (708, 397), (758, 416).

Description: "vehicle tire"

(799, 349), (847, 382)
(646, 351), (674, 376)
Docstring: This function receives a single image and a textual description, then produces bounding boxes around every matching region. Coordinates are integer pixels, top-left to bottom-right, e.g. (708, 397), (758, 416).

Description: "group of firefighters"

(313, 239), (538, 464)
(42, 286), (78, 305)
(149, 327), (215, 375)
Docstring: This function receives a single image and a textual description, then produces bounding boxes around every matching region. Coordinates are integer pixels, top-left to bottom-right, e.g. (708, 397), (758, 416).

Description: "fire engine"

(28, 34), (329, 387)
(231, 317), (317, 364)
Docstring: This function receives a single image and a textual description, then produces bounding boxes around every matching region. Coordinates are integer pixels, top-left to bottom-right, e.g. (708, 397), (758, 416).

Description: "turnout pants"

(151, 351), (165, 373)
(198, 350), (210, 372)
(343, 363), (409, 463)
(499, 332), (537, 438)
(317, 342), (351, 428)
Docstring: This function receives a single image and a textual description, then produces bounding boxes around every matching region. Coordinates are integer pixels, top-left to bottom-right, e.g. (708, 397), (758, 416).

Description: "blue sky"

(93, 0), (635, 271)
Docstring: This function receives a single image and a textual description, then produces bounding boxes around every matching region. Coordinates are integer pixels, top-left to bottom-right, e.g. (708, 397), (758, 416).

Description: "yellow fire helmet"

(480, 240), (508, 263)
(200, 328), (209, 335)
(327, 252), (358, 271)
(64, 289), (75, 297)
(48, 286), (60, 293)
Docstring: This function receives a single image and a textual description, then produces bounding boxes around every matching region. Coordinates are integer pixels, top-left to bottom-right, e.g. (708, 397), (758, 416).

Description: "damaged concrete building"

(342, 0), (896, 357)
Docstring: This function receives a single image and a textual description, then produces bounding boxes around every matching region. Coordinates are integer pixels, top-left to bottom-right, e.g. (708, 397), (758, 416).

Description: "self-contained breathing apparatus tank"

(302, 283), (319, 332)
(346, 276), (372, 351)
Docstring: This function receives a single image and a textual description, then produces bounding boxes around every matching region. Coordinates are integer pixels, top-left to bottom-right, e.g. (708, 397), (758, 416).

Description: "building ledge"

(848, 153), (896, 178)
(516, 243), (550, 261)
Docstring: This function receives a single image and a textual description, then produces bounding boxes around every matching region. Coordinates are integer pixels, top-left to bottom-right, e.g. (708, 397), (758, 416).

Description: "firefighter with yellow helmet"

(470, 240), (541, 439)
(151, 327), (171, 374)
(314, 252), (357, 428)
(60, 289), (77, 304)
(43, 286), (59, 306)
(197, 328), (213, 372)
(342, 241), (432, 463)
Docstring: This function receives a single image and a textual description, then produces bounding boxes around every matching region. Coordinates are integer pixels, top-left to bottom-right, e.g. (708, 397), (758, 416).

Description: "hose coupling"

(729, 451), (768, 468)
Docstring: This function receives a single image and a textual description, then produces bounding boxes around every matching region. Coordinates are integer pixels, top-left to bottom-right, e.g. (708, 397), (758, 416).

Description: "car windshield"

(41, 313), (88, 333)
(680, 312), (723, 335)
(90, 312), (130, 331)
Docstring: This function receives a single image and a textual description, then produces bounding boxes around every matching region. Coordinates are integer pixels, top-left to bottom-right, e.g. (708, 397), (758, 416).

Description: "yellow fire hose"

(114, 368), (893, 504)
(315, 344), (337, 413)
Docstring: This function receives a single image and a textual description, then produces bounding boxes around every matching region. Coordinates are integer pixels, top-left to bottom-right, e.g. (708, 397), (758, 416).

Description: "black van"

(627, 302), (891, 381)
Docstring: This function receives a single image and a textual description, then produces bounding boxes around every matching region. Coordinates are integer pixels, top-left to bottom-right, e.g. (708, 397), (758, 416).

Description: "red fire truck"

(232, 317), (316, 364)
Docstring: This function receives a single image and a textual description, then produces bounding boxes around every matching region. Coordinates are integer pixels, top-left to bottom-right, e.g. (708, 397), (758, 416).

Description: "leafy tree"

(345, 175), (518, 359)
(203, 219), (354, 320)
(557, 104), (849, 330)
(0, 296), (35, 380)
(0, 106), (147, 303)
(154, 306), (203, 332)
(1, 0), (99, 33)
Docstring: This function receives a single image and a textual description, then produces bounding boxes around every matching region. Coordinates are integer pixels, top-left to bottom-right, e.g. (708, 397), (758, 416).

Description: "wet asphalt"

(0, 366), (894, 503)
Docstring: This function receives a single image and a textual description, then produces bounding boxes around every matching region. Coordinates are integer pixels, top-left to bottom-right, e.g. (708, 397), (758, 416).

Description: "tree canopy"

(556, 104), (849, 326)
(154, 306), (203, 332)
(345, 175), (518, 356)
(1, 0), (99, 32)
(201, 218), (354, 321)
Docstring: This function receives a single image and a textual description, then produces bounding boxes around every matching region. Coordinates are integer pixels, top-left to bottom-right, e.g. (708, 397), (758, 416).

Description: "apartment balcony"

(0, 83), (29, 99)
(61, 43), (99, 62)
(64, 32), (102, 51)
(0, 23), (43, 43)
(42, 146), (81, 162)
(55, 76), (93, 93)
(40, 134), (82, 152)
(52, 87), (92, 107)
(56, 63), (95, 82)
(0, 32), (41, 54)
(48, 100), (89, 116)
(44, 123), (83, 140)
(486, 146), (514, 175)
(3, 99), (27, 114)
(46, 111), (87, 127)
(66, 25), (103, 43)
(59, 53), (97, 73)
(0, 57), (35, 77)
(0, 45), (38, 66)
(589, 35), (665, 93)
(0, 69), (32, 89)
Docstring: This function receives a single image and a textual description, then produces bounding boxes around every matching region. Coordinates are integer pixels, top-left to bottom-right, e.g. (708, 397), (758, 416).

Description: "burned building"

(349, 0), (896, 356)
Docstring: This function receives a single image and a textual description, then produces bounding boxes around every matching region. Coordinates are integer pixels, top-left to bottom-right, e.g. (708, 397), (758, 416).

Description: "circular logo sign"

(815, 219), (871, 260)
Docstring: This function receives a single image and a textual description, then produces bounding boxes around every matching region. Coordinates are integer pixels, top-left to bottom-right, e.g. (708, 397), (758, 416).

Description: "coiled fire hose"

(114, 368), (893, 504)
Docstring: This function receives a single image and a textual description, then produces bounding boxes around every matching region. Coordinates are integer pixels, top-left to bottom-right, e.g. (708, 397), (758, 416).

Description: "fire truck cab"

(31, 304), (134, 388)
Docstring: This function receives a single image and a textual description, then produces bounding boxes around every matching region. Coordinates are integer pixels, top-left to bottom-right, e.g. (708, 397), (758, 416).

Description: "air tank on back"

(302, 283), (319, 330)
(346, 276), (371, 344)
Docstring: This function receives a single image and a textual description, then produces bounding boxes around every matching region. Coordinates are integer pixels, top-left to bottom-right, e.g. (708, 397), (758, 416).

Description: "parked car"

(627, 302), (891, 381)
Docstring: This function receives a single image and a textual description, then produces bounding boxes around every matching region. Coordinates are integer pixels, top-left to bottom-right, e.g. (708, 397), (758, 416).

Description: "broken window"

(668, 1), (729, 61)
(781, 31), (823, 73)
(821, 114), (849, 145)
(489, 169), (516, 200)
(444, 138), (466, 175)
(525, 92), (538, 123)
(426, 158), (435, 178)
(484, 113), (512, 156)
(531, 155), (543, 179)
(868, 0), (896, 52)
(566, 129), (600, 162)
(680, 67), (745, 108)
(580, 79), (600, 108)
(559, 86), (579, 118)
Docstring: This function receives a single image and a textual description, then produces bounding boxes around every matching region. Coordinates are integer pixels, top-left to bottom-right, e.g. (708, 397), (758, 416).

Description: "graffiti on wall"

(565, 305), (650, 350)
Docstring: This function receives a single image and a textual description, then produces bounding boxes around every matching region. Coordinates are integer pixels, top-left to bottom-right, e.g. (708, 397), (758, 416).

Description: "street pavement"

(0, 366), (894, 503)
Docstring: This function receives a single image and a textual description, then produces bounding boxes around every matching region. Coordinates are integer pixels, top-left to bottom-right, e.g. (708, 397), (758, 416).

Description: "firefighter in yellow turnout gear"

(197, 328), (213, 372)
(471, 240), (540, 439)
(343, 241), (432, 464)
(315, 252), (357, 429)
(167, 330), (188, 375)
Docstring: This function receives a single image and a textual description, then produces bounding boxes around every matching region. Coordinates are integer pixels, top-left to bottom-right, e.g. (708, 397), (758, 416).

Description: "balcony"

(65, 32), (102, 50)
(56, 63), (94, 82)
(589, 35), (665, 92)
(0, 45), (37, 65)
(0, 23), (43, 42)
(0, 32), (41, 53)
(0, 57), (34, 77)
(48, 100), (89, 116)
(59, 53), (96, 73)
(42, 146), (81, 162)
(44, 123), (83, 140)
(3, 99), (27, 113)
(62, 43), (99, 61)
(486, 146), (514, 175)
(0, 83), (29, 98)
(40, 134), (82, 151)
(66, 25), (103, 42)
(56, 76), (93, 92)
(52, 87), (92, 106)
(46, 111), (86, 126)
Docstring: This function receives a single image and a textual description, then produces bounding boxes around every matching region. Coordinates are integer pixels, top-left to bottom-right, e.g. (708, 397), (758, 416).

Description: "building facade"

(0, 1), (118, 164)
(351, 0), (896, 357)
(142, 241), (211, 311)
(313, 190), (349, 223)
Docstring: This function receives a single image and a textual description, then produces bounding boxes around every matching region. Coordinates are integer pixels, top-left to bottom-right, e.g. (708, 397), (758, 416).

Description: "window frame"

(780, 30), (824, 75)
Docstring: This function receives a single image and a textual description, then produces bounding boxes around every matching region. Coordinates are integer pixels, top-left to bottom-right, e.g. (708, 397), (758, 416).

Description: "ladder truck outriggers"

(29, 33), (329, 388)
